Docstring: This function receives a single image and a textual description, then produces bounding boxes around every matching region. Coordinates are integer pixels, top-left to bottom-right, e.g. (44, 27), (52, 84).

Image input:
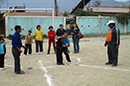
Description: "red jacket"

(48, 30), (56, 40)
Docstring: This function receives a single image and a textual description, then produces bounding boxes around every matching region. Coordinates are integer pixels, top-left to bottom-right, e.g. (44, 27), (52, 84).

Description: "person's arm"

(56, 35), (64, 40)
(30, 36), (33, 45)
(116, 28), (120, 49)
(42, 35), (44, 43)
(4, 45), (6, 55)
(71, 29), (74, 35)
(53, 31), (56, 37)
(25, 35), (28, 44)
(63, 43), (70, 47)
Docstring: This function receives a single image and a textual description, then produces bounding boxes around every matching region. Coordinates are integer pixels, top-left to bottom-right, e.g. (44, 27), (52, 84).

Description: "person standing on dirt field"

(12, 25), (26, 74)
(56, 24), (66, 37)
(104, 20), (120, 67)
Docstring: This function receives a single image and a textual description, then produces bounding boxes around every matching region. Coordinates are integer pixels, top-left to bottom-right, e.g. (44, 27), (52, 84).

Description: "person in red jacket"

(47, 26), (56, 54)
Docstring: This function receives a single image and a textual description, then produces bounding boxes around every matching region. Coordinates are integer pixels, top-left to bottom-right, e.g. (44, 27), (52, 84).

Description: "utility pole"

(83, 0), (85, 8)
(54, 0), (58, 16)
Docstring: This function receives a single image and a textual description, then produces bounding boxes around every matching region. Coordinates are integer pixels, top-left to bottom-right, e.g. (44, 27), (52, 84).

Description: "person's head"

(73, 23), (78, 28)
(107, 20), (115, 29)
(59, 24), (63, 29)
(62, 33), (68, 39)
(15, 25), (21, 33)
(28, 30), (32, 35)
(49, 26), (53, 30)
(37, 25), (41, 30)
(0, 34), (5, 39)
(10, 7), (12, 9)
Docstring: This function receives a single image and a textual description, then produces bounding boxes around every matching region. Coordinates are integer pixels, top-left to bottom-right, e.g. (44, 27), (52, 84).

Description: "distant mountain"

(87, 0), (130, 7)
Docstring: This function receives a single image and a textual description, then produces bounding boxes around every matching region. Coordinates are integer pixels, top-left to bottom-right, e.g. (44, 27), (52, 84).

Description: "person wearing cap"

(104, 20), (120, 67)
(34, 25), (44, 55)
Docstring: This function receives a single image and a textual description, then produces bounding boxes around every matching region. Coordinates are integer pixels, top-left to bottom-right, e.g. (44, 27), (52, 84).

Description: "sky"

(1, 0), (130, 13)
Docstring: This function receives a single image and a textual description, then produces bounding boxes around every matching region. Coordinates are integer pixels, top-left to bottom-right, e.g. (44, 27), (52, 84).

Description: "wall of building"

(6, 16), (65, 36)
(77, 16), (130, 35)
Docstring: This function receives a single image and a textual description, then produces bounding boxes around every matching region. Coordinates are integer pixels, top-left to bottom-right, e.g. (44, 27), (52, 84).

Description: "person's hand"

(18, 49), (22, 53)
(26, 41), (28, 44)
(42, 41), (44, 43)
(116, 46), (119, 49)
(71, 33), (74, 35)
(22, 46), (26, 49)
(104, 42), (107, 47)
(50, 35), (53, 37)
(30, 43), (32, 45)
(35, 40), (36, 43)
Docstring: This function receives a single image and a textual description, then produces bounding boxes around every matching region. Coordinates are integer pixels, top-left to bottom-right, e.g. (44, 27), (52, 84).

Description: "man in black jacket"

(104, 20), (120, 67)
(56, 24), (66, 36)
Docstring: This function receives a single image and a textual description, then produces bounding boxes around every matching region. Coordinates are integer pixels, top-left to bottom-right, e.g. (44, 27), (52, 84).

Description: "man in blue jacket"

(104, 20), (120, 67)
(12, 25), (26, 74)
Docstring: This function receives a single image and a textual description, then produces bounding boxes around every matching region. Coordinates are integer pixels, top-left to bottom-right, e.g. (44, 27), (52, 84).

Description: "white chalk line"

(39, 60), (53, 86)
(71, 56), (130, 72)
(79, 64), (130, 72)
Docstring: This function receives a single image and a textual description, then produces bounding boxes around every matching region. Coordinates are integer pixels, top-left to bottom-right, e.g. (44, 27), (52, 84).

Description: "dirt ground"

(0, 35), (130, 86)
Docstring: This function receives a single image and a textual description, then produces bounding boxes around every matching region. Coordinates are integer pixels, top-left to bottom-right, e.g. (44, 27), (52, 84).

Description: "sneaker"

(39, 52), (42, 55)
(0, 68), (6, 71)
(29, 54), (32, 55)
(105, 62), (112, 65)
(67, 62), (71, 65)
(60, 63), (65, 65)
(36, 52), (39, 55)
(112, 64), (117, 67)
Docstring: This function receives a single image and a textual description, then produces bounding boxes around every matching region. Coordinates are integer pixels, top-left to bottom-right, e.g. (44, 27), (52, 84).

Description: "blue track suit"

(106, 26), (120, 65)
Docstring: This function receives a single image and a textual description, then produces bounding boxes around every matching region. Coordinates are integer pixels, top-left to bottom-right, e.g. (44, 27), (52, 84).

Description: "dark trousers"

(36, 40), (43, 52)
(56, 47), (71, 64)
(107, 46), (118, 65)
(12, 47), (21, 72)
(0, 54), (4, 68)
(63, 47), (71, 62)
(24, 44), (32, 55)
(56, 49), (63, 64)
(48, 39), (56, 50)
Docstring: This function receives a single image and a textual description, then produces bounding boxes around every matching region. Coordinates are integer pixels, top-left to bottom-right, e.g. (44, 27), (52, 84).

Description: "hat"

(107, 20), (115, 25)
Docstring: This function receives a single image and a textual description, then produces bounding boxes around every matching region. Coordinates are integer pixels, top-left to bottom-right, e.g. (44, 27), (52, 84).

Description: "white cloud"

(114, 0), (130, 2)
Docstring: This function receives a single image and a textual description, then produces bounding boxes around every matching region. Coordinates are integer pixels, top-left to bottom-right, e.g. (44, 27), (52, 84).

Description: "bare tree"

(93, 0), (102, 6)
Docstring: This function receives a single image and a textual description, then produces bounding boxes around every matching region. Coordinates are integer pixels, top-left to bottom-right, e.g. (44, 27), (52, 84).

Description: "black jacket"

(56, 29), (66, 36)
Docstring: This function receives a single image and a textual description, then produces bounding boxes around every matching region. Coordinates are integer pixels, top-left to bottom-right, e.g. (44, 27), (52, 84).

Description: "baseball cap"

(107, 20), (115, 25)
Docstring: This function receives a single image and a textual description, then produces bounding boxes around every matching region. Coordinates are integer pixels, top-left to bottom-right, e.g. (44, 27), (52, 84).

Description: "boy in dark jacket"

(104, 20), (120, 67)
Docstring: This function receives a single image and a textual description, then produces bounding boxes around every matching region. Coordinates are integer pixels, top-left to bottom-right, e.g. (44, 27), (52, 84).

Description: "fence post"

(124, 20), (127, 33)
(76, 16), (79, 25)
(98, 15), (101, 34)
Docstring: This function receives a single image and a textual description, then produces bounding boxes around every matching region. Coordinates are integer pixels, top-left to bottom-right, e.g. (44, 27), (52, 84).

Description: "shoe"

(74, 51), (77, 53)
(36, 52), (39, 55)
(47, 50), (50, 54)
(112, 64), (117, 67)
(0, 68), (6, 71)
(29, 54), (32, 55)
(60, 63), (65, 65)
(15, 71), (25, 74)
(67, 62), (71, 65)
(39, 52), (42, 55)
(105, 62), (112, 65)
(57, 63), (60, 65)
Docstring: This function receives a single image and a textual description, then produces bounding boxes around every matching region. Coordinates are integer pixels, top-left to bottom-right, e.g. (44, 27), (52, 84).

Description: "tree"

(63, 11), (68, 17)
(93, 0), (102, 6)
